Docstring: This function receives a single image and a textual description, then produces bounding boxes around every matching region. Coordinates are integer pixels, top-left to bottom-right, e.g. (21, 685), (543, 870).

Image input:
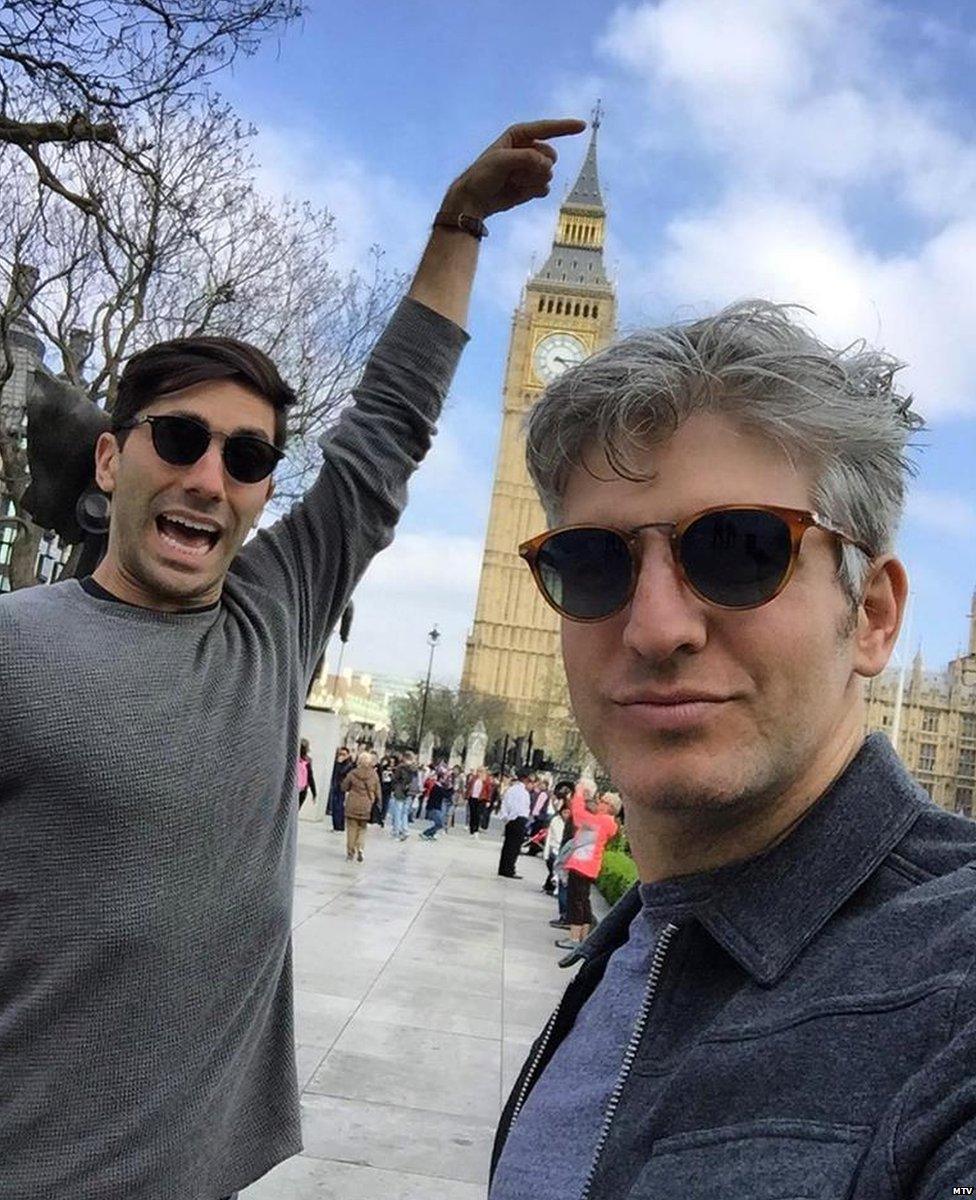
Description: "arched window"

(593, 304), (599, 319)
(556, 299), (563, 314)
(547, 297), (554, 313)
(583, 304), (590, 318)
(574, 302), (581, 316)
(538, 296), (545, 312)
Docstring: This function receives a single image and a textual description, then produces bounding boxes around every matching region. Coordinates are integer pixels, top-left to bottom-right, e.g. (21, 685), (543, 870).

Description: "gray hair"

(524, 300), (926, 626)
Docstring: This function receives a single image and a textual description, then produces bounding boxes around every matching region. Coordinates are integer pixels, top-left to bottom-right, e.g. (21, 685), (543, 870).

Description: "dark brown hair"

(111, 335), (296, 450)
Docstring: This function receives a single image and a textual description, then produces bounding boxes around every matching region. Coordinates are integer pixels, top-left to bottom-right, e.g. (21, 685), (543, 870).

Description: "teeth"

(163, 513), (219, 534)
(159, 529), (211, 556)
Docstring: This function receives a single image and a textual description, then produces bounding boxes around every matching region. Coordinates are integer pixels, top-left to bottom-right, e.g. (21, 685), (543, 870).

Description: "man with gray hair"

(489, 302), (976, 1197)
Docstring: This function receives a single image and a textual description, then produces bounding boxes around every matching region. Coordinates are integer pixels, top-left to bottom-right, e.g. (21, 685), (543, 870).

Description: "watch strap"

(433, 211), (489, 240)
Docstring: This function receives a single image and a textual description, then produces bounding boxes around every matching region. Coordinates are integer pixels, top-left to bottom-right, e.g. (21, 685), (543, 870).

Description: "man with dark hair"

(0, 117), (585, 1200)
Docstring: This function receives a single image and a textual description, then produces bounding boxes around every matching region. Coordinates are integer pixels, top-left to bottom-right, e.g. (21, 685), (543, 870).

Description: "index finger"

(500, 118), (588, 147)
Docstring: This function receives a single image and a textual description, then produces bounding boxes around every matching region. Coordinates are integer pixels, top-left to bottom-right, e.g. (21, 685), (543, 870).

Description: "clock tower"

(460, 111), (617, 763)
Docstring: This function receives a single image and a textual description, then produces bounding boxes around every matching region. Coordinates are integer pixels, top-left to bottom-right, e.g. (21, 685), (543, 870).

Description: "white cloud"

(645, 191), (976, 419)
(250, 124), (430, 276)
(337, 531), (484, 684)
(905, 489), (976, 539)
(601, 0), (835, 102)
(598, 0), (976, 216)
(589, 1), (976, 420)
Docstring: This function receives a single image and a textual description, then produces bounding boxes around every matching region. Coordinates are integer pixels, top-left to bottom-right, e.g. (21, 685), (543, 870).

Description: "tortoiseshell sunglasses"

(519, 504), (872, 623)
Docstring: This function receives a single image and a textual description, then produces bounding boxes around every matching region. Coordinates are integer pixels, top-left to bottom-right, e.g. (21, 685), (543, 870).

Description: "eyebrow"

(165, 408), (272, 441)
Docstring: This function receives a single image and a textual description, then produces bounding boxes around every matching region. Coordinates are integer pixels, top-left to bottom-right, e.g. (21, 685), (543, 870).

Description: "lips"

(154, 515), (221, 564)
(615, 692), (729, 706)
(617, 698), (729, 732)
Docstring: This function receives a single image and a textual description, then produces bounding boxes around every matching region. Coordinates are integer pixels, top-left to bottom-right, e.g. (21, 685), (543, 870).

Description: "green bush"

(606, 826), (629, 855)
(597, 848), (639, 907)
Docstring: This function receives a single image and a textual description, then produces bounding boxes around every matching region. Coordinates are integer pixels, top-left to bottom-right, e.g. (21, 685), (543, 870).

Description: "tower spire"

(529, 103), (610, 293)
(969, 584), (976, 656)
(564, 103), (605, 212)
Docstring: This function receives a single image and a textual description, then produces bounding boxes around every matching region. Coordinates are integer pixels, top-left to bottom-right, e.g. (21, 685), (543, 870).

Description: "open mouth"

(155, 514), (221, 560)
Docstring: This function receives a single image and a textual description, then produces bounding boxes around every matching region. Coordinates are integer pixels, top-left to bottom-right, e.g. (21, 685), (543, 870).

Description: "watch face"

(533, 332), (586, 385)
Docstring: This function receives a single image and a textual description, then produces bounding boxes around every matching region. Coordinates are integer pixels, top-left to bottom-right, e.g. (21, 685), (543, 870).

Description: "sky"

(222, 0), (976, 689)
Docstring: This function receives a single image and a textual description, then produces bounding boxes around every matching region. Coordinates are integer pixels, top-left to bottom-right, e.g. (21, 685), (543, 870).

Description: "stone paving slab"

(241, 818), (582, 1199)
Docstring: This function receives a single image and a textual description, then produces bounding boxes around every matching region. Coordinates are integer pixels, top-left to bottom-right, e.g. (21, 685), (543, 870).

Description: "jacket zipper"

(508, 1002), (563, 1125)
(578, 920), (681, 1200)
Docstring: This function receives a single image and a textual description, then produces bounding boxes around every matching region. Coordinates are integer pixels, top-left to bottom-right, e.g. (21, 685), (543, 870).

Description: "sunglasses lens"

(224, 437), (279, 483)
(535, 528), (634, 619)
(151, 416), (277, 482)
(681, 509), (792, 607)
(152, 415), (208, 465)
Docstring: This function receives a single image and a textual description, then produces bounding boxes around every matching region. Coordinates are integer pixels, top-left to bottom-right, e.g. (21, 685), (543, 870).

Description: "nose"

(179, 439), (227, 501)
(619, 530), (708, 662)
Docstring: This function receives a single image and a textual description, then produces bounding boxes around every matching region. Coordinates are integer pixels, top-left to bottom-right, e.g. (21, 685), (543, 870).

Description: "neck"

(625, 716), (865, 885)
(93, 551), (220, 612)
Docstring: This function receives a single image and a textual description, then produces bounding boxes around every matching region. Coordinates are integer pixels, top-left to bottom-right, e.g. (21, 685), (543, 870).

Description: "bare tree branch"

(0, 112), (118, 148)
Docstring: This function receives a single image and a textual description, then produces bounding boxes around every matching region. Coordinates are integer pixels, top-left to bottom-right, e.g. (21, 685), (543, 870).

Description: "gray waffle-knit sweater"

(0, 298), (467, 1200)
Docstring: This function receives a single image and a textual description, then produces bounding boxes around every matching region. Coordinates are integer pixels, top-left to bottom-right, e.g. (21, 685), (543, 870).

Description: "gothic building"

(460, 113), (616, 762)
(863, 592), (976, 814)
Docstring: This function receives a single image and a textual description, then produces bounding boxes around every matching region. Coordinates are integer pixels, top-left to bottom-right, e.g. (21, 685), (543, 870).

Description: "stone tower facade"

(460, 116), (617, 763)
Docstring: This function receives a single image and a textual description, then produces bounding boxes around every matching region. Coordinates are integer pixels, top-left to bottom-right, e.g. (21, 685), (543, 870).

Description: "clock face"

(533, 332), (586, 385)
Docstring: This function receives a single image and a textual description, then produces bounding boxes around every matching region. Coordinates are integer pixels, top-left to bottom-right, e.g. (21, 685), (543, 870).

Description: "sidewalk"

(241, 813), (591, 1199)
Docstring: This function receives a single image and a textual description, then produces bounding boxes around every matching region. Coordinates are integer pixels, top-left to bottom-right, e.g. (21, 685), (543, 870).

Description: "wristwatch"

(432, 211), (489, 240)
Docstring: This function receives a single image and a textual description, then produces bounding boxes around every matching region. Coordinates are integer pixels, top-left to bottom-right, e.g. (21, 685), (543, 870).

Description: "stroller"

(521, 824), (549, 857)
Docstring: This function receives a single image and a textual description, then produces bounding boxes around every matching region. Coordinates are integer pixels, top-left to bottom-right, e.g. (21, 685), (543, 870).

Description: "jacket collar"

(570, 733), (929, 985)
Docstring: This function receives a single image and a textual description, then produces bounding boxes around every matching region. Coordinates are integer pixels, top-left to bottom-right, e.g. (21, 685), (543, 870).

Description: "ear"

(265, 477), (275, 505)
(853, 555), (909, 679)
(94, 431), (121, 495)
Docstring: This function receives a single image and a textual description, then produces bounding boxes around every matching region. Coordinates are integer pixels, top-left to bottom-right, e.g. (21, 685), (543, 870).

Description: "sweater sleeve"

(228, 298), (468, 690)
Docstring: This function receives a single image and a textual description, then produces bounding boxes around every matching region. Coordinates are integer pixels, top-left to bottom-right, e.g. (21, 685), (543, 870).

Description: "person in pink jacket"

(556, 782), (622, 950)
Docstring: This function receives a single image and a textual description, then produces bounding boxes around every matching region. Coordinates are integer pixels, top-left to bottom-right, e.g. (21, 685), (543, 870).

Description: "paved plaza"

(241, 813), (599, 1199)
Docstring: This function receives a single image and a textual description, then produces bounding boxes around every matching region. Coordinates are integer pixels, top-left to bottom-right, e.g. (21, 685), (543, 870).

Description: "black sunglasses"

(117, 414), (284, 483)
(519, 504), (873, 622)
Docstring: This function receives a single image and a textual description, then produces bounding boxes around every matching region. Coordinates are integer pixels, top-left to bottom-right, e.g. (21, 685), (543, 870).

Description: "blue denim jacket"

(490, 733), (976, 1197)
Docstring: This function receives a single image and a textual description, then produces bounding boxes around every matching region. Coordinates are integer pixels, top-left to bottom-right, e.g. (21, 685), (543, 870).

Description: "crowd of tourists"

(299, 743), (517, 862)
(298, 742), (623, 953)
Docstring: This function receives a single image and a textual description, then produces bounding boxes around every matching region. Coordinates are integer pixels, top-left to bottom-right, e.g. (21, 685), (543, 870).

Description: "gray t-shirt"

(0, 298), (467, 1200)
(490, 864), (744, 1199)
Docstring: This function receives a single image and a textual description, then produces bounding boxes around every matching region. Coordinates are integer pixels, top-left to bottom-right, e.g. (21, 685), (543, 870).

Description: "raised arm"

(408, 118), (586, 328)
(231, 118), (586, 690)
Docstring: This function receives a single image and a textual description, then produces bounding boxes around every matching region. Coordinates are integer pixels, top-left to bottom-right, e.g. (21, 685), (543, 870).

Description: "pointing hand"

(441, 118), (587, 220)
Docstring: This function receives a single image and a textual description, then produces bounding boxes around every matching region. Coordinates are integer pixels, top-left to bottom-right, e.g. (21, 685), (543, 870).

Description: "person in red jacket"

(556, 781), (622, 950)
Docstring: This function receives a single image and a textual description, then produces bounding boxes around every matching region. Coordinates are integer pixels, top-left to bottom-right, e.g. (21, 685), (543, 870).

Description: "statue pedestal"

(419, 731), (436, 767)
(464, 720), (488, 772)
(299, 707), (343, 823)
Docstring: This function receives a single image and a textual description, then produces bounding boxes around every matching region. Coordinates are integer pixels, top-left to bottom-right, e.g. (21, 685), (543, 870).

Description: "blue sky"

(224, 0), (976, 687)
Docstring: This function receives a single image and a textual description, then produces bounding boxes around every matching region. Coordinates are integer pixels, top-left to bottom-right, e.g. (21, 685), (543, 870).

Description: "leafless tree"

(0, 18), (405, 589)
(0, 0), (301, 214)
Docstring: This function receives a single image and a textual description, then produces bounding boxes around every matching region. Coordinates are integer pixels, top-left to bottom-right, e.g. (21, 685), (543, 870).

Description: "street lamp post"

(415, 624), (441, 754)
